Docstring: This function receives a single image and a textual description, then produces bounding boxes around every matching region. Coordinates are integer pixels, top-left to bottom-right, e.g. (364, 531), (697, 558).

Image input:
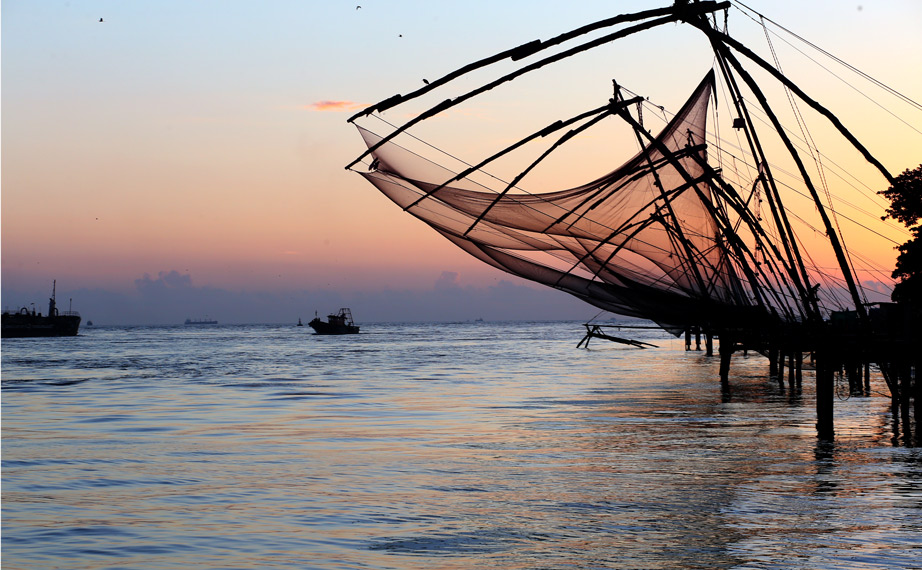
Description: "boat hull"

(2, 314), (81, 338)
(308, 319), (359, 335)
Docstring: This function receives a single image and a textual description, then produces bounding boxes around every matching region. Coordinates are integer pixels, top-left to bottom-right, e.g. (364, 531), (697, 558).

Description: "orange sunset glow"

(3, 1), (921, 324)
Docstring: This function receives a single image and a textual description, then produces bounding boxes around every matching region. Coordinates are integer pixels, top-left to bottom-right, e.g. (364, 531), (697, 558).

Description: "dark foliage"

(880, 165), (922, 306)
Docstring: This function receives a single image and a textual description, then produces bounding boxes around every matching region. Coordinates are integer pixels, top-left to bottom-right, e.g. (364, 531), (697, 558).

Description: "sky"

(3, 0), (921, 325)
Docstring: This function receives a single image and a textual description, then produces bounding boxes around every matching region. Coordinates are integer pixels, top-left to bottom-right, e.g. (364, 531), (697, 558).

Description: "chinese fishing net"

(353, 73), (792, 333)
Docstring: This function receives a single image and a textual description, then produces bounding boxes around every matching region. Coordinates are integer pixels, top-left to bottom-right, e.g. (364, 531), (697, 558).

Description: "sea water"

(2, 322), (920, 569)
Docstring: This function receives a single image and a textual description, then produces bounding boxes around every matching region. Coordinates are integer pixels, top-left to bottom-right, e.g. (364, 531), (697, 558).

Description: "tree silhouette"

(880, 164), (922, 307)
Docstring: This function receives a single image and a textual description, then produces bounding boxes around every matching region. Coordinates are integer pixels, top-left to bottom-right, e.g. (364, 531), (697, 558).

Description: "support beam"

(719, 337), (733, 386)
(816, 354), (835, 440)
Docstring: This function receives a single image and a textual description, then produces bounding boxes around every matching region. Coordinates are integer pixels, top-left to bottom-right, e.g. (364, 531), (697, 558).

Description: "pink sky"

(3, 1), (921, 323)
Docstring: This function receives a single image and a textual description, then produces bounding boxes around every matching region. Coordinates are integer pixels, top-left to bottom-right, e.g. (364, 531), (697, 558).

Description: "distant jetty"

(184, 318), (217, 325)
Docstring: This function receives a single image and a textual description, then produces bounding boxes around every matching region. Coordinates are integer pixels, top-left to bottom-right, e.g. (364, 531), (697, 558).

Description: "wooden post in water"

(912, 356), (922, 447)
(902, 363), (913, 434)
(788, 353), (796, 390)
(847, 362), (858, 395)
(769, 346), (778, 376)
(705, 333), (714, 357)
(719, 336), (733, 387)
(816, 352), (834, 440)
(685, 328), (691, 351)
(695, 328), (702, 351)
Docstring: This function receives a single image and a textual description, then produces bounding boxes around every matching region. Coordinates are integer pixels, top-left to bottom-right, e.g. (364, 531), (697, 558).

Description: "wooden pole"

(788, 353), (796, 390)
(719, 337), (733, 386)
(816, 353), (834, 440)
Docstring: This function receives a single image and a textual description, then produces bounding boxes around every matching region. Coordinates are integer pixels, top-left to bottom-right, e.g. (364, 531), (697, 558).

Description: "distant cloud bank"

(135, 270), (192, 293)
(4, 269), (894, 327)
(2, 269), (594, 326)
(308, 100), (366, 112)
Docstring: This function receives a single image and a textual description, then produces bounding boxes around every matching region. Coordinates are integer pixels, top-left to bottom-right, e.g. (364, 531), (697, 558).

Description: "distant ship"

(1, 281), (81, 338)
(184, 317), (218, 325)
(308, 308), (359, 335)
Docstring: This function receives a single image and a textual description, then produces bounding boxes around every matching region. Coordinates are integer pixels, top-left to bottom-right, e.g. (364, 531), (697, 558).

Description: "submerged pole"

(816, 352), (834, 440)
(788, 353), (796, 390)
(719, 336), (733, 386)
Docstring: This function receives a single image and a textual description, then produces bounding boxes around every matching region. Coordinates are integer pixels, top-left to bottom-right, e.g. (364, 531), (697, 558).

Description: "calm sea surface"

(2, 322), (920, 569)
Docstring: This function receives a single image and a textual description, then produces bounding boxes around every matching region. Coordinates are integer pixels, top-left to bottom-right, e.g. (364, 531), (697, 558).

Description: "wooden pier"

(687, 302), (921, 442)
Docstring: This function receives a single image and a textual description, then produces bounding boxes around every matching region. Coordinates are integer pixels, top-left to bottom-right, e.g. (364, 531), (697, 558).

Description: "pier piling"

(816, 354), (834, 440)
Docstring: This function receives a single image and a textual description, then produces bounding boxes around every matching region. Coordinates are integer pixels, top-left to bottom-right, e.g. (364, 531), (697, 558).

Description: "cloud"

(307, 100), (367, 112)
(434, 271), (460, 290)
(134, 270), (192, 294)
(860, 279), (894, 302)
(15, 272), (593, 325)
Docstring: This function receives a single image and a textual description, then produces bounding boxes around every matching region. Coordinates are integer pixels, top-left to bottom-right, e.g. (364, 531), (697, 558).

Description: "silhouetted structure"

(346, 1), (919, 438)
(309, 308), (360, 335)
(2, 281), (81, 338)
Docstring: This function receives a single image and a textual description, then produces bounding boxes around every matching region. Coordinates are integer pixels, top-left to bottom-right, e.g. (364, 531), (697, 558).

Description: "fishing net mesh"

(356, 74), (781, 332)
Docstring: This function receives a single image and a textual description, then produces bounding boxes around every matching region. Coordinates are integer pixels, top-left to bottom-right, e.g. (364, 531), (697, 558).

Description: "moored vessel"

(1, 281), (81, 338)
(308, 308), (359, 335)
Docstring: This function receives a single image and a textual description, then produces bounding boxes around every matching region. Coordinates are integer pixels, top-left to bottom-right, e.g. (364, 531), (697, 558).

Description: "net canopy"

(355, 73), (790, 333)
(345, 0), (917, 343)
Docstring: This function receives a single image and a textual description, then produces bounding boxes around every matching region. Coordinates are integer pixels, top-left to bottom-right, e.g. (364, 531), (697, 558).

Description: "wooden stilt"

(847, 362), (860, 395)
(816, 353), (834, 440)
(769, 347), (778, 376)
(788, 352), (796, 390)
(719, 337), (732, 386)
(886, 362), (901, 428)
(705, 333), (714, 357)
(912, 359), (922, 447)
(900, 364), (912, 446)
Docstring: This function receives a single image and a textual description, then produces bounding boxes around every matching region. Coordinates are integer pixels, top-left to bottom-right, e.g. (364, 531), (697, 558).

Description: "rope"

(758, 15), (868, 307)
(732, 1), (922, 114)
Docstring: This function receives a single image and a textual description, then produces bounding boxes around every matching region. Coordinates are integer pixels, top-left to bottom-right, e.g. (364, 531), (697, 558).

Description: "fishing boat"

(308, 308), (360, 335)
(1, 281), (81, 338)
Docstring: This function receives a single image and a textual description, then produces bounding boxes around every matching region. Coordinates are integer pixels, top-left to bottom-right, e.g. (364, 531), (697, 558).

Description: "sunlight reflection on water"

(2, 322), (920, 569)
